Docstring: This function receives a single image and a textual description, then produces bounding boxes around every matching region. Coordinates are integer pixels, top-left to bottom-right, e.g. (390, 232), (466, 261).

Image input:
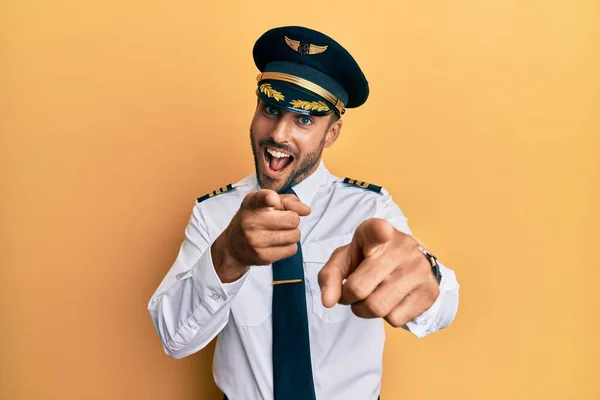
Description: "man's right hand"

(211, 189), (311, 283)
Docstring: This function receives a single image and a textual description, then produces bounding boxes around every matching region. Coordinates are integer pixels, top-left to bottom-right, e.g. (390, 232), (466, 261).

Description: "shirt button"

(419, 319), (428, 326)
(212, 292), (221, 300)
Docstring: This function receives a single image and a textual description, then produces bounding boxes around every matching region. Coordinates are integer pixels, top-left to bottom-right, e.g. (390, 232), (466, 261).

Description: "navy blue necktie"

(271, 189), (316, 400)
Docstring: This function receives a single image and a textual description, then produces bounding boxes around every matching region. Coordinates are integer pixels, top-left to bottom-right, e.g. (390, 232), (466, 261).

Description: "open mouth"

(263, 147), (294, 177)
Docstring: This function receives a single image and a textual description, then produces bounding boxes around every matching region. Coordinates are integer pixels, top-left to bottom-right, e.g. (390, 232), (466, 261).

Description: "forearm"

(149, 274), (229, 358)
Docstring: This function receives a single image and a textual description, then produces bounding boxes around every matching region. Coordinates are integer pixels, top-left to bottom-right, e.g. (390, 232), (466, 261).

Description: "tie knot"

(282, 187), (297, 196)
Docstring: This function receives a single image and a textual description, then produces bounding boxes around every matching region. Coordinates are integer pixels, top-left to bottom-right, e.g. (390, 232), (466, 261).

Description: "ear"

(324, 117), (343, 148)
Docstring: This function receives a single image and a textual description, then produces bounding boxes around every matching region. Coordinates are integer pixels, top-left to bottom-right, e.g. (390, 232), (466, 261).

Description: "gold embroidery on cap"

(285, 36), (328, 55)
(256, 72), (345, 115)
(290, 100), (330, 112)
(259, 83), (285, 101)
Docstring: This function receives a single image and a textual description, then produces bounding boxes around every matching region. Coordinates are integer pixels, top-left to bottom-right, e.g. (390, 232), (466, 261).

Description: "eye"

(298, 115), (313, 126)
(265, 105), (280, 115)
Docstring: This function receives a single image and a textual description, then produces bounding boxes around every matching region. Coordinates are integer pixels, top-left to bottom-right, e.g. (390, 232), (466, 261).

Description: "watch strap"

(418, 245), (442, 283)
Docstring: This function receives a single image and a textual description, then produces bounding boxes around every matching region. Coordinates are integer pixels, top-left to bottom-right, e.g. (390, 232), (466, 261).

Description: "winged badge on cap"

(285, 36), (328, 55)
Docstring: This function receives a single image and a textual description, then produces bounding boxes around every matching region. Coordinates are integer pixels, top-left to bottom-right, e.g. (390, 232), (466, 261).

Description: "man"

(148, 26), (460, 400)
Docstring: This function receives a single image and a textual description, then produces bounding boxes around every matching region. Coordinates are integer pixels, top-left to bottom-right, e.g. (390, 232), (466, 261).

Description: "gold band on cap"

(256, 72), (345, 115)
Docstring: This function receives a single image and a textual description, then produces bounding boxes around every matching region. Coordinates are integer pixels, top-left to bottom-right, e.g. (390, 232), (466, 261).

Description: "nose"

(269, 116), (293, 144)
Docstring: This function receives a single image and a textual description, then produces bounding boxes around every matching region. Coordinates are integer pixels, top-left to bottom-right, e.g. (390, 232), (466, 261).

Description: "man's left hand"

(318, 218), (440, 327)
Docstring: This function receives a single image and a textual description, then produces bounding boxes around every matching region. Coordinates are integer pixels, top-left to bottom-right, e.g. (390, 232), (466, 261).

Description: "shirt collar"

(243, 159), (329, 207)
(289, 159), (329, 207)
(240, 159), (330, 206)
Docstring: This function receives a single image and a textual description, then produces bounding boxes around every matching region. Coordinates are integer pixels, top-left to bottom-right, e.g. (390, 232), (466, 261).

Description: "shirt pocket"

(303, 234), (354, 324)
(230, 266), (273, 327)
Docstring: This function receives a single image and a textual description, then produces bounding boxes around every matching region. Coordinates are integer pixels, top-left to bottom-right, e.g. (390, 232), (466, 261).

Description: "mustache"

(258, 139), (295, 156)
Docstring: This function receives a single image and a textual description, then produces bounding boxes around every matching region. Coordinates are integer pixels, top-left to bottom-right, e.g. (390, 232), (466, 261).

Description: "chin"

(257, 171), (291, 193)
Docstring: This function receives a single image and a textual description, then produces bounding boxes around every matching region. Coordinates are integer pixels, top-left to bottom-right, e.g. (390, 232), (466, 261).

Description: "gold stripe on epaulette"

(197, 183), (234, 204)
(343, 177), (382, 193)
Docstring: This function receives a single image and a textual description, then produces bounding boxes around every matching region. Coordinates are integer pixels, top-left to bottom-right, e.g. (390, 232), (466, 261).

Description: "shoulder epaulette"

(196, 183), (234, 204)
(342, 177), (382, 193)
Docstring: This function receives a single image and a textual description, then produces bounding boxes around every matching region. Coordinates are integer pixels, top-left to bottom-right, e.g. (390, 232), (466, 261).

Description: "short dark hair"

(328, 112), (340, 128)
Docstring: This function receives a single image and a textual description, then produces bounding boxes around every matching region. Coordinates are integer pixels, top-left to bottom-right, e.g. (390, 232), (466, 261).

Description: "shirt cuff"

(191, 245), (249, 314)
(405, 261), (459, 338)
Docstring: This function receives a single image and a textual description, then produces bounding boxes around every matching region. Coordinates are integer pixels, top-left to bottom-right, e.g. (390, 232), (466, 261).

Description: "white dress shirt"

(148, 160), (460, 400)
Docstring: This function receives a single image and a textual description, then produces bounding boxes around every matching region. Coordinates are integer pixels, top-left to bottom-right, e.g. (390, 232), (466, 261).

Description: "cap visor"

(257, 80), (334, 116)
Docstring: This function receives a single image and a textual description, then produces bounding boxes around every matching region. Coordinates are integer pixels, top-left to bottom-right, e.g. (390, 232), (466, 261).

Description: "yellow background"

(2, 0), (598, 399)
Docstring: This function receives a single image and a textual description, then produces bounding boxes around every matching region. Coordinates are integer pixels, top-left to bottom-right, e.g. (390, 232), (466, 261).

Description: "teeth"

(267, 148), (291, 158)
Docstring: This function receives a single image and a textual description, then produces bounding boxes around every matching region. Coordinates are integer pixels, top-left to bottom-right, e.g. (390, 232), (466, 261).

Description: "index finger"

(318, 245), (354, 308)
(280, 194), (311, 216)
(243, 189), (281, 211)
(354, 218), (394, 258)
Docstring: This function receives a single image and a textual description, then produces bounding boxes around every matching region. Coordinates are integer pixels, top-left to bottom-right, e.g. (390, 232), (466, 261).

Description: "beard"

(250, 129), (326, 194)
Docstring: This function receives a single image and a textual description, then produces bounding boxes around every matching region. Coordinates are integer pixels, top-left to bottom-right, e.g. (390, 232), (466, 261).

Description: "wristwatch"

(418, 246), (442, 283)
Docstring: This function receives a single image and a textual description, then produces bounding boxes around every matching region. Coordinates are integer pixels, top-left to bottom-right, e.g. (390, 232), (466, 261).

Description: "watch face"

(418, 246), (436, 266)
(418, 246), (441, 283)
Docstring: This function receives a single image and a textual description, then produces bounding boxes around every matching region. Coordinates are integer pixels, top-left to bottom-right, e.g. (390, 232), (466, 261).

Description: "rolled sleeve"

(192, 246), (248, 314)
